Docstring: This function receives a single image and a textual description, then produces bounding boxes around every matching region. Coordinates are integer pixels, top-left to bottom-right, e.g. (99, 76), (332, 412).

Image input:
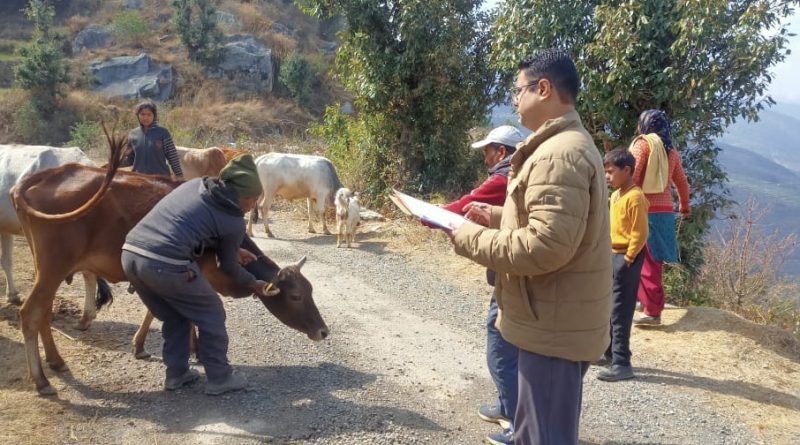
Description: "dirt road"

(1, 211), (798, 444)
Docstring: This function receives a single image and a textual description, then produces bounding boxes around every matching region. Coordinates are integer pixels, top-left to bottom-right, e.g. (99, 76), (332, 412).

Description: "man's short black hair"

(603, 148), (636, 173)
(518, 49), (580, 103)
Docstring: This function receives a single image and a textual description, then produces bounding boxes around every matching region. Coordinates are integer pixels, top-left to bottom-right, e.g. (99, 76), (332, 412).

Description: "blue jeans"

(487, 294), (519, 425)
(122, 251), (232, 383)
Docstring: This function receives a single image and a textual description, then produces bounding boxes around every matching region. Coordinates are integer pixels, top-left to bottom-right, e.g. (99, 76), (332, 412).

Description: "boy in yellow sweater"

(598, 149), (649, 381)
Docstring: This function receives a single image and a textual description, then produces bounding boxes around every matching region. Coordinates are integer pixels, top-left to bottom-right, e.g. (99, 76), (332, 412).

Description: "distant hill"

(715, 142), (800, 275)
(717, 104), (800, 276)
(719, 108), (800, 173)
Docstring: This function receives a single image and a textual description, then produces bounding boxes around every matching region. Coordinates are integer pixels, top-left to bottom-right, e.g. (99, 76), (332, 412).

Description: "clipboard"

(390, 189), (467, 231)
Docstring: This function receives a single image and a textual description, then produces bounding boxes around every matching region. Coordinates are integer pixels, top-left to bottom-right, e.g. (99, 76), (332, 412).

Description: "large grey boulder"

(89, 53), (173, 101)
(207, 35), (273, 93)
(72, 25), (111, 54)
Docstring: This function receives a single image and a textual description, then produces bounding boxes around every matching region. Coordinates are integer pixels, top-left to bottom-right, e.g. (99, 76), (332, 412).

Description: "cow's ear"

(294, 256), (307, 270)
(265, 286), (281, 297)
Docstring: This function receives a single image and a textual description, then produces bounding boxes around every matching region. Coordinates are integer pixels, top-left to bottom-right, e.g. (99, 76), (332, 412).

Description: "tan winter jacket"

(453, 110), (612, 362)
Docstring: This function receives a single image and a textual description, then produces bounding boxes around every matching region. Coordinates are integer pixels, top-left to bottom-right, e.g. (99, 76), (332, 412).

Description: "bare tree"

(700, 197), (799, 321)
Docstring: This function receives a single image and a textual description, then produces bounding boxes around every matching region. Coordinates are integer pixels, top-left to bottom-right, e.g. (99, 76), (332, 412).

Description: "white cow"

(246, 153), (343, 238)
(0, 145), (106, 330)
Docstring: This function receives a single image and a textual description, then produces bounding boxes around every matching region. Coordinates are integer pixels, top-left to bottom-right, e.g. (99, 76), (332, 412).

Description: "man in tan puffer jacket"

(450, 49), (611, 445)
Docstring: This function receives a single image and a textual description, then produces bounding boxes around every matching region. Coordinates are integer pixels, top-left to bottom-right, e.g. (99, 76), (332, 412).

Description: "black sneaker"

(633, 315), (661, 325)
(597, 364), (635, 382)
(478, 404), (511, 429)
(485, 428), (514, 445)
(164, 369), (200, 391)
(205, 372), (247, 396)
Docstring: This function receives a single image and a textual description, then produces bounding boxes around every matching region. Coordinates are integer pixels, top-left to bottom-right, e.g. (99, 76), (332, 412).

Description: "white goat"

(335, 188), (360, 248)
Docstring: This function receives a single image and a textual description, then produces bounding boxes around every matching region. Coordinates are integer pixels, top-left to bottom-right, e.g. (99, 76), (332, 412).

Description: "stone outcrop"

(207, 35), (273, 93)
(88, 53), (173, 101)
(71, 25), (111, 54)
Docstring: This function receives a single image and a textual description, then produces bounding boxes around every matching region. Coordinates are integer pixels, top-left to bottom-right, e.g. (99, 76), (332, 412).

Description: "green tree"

(172, 0), (223, 67)
(111, 10), (150, 47)
(300, 0), (498, 203)
(492, 0), (797, 281)
(14, 0), (70, 114)
(279, 53), (314, 108)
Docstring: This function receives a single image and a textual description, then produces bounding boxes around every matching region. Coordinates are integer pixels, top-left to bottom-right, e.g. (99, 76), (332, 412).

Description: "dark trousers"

(514, 350), (589, 445)
(605, 251), (645, 367)
(121, 251), (232, 383)
(487, 294), (519, 425)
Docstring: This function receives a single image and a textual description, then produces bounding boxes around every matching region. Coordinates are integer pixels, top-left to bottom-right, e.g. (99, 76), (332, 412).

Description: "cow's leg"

(306, 198), (316, 233)
(75, 272), (98, 331)
(246, 194), (262, 237)
(1, 234), (20, 304)
(336, 216), (343, 248)
(190, 324), (198, 360)
(317, 195), (331, 235)
(40, 309), (66, 372)
(133, 310), (154, 359)
(20, 276), (62, 395)
(261, 194), (275, 238)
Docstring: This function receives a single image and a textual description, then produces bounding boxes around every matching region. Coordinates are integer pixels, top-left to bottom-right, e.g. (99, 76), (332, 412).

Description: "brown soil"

(1, 210), (798, 444)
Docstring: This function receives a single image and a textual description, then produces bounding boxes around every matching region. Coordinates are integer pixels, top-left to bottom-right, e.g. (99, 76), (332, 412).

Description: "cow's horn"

(294, 256), (307, 270)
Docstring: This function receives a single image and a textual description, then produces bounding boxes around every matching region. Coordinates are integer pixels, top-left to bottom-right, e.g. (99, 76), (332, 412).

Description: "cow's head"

(251, 256), (329, 341)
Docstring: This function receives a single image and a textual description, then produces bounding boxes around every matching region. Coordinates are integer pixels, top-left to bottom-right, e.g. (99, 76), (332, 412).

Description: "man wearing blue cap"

(122, 154), (270, 395)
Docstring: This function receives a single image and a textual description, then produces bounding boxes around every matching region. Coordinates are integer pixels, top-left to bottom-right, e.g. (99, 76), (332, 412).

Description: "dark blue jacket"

(125, 177), (255, 287)
(124, 124), (183, 177)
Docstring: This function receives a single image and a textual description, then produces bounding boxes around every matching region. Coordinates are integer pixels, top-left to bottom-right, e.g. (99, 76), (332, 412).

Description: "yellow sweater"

(610, 186), (649, 263)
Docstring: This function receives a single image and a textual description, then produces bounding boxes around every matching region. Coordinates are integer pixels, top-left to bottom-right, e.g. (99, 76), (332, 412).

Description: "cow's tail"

(13, 123), (126, 222)
(95, 278), (114, 309)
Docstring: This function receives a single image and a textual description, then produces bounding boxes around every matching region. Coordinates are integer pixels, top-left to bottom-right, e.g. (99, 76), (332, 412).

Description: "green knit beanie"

(219, 154), (262, 198)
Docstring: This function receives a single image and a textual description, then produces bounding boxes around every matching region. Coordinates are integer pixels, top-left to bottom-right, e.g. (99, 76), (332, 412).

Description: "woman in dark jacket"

(123, 100), (184, 178)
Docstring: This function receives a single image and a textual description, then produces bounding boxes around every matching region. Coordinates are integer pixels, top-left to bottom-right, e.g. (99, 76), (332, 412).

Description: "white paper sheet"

(391, 189), (467, 231)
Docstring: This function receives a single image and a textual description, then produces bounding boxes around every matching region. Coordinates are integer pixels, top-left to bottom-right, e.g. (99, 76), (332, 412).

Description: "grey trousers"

(121, 250), (232, 383)
(514, 350), (590, 445)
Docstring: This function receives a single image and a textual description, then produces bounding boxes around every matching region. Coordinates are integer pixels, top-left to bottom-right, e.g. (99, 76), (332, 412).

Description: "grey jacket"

(124, 177), (256, 288)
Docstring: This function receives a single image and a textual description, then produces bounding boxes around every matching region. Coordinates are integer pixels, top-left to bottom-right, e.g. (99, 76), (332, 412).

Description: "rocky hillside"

(0, 0), (346, 146)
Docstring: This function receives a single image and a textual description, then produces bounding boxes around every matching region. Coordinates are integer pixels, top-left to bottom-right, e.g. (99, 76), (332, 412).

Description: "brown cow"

(176, 146), (249, 180)
(176, 147), (227, 179)
(12, 135), (328, 395)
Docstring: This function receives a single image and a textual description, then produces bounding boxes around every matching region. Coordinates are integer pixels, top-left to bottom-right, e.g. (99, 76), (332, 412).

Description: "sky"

(481, 1), (800, 105)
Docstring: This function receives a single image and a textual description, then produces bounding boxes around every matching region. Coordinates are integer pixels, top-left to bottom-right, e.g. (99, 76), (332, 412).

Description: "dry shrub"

(0, 88), (29, 143)
(232, 2), (273, 36)
(171, 59), (209, 102)
(163, 97), (311, 146)
(264, 32), (297, 59)
(65, 15), (90, 36)
(699, 197), (800, 338)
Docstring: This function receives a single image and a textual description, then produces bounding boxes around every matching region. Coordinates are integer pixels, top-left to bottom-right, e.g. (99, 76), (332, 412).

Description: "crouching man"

(121, 154), (270, 395)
